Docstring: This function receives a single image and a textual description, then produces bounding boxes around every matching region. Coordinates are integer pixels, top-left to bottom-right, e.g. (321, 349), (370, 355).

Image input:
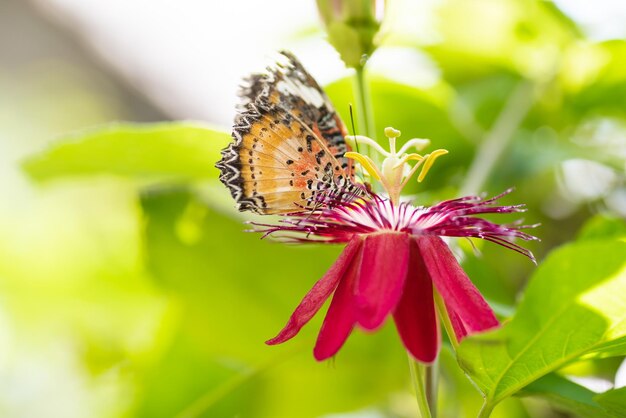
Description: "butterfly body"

(217, 51), (361, 215)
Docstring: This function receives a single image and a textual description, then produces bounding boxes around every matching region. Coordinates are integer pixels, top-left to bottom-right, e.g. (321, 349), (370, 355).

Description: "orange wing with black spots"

(217, 51), (360, 215)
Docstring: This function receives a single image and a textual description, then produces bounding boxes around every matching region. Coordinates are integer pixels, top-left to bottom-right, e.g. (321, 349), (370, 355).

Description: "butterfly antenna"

(348, 104), (364, 180)
(303, 199), (324, 239)
(348, 104), (360, 154)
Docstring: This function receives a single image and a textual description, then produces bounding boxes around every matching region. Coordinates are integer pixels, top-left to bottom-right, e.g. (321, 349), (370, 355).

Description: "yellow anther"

(417, 149), (449, 182)
(392, 153), (424, 169)
(345, 152), (381, 180)
(384, 127), (401, 139)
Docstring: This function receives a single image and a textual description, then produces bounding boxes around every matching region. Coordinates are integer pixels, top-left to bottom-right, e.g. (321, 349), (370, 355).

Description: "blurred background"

(1, 0), (625, 417)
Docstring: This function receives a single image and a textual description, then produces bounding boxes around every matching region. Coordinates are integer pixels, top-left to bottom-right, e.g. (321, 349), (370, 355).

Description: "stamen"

(418, 149), (448, 182)
(344, 152), (382, 180)
(344, 126), (448, 203)
(399, 158), (427, 190)
(393, 153), (424, 169)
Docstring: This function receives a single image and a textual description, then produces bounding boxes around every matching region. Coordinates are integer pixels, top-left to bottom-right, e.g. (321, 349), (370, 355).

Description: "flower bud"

(316, 0), (384, 68)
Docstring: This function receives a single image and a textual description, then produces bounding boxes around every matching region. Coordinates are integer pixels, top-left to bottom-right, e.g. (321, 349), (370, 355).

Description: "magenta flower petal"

(254, 188), (536, 361)
(355, 233), (411, 330)
(417, 236), (499, 340)
(266, 236), (363, 345)
(393, 239), (440, 363)
(313, 244), (363, 360)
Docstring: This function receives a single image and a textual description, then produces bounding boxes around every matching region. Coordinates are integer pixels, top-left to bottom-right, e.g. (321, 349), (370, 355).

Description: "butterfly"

(216, 51), (362, 215)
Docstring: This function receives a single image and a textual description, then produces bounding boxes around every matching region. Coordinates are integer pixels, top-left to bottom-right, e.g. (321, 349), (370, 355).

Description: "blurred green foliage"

(3, 0), (626, 417)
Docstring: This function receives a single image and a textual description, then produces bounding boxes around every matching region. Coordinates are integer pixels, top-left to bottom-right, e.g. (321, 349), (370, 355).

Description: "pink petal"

(393, 239), (440, 363)
(266, 236), (363, 345)
(355, 232), (411, 330)
(313, 243), (363, 360)
(416, 236), (499, 340)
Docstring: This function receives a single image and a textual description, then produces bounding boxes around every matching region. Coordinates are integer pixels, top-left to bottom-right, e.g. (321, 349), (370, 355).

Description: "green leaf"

(457, 240), (626, 416)
(521, 374), (619, 418)
(594, 387), (626, 417)
(439, 347), (530, 418)
(22, 122), (230, 182)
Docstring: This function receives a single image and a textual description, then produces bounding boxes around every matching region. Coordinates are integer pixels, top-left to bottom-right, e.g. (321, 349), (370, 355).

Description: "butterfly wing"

(217, 51), (357, 215)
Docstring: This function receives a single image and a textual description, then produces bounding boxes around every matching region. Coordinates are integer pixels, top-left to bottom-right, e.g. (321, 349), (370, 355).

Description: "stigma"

(345, 127), (448, 204)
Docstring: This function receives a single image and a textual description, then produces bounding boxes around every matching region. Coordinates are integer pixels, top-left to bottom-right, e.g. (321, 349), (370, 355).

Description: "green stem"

(425, 358), (439, 418)
(353, 65), (375, 139)
(477, 403), (495, 418)
(409, 356), (434, 418)
(434, 289), (458, 351)
(460, 80), (536, 196)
